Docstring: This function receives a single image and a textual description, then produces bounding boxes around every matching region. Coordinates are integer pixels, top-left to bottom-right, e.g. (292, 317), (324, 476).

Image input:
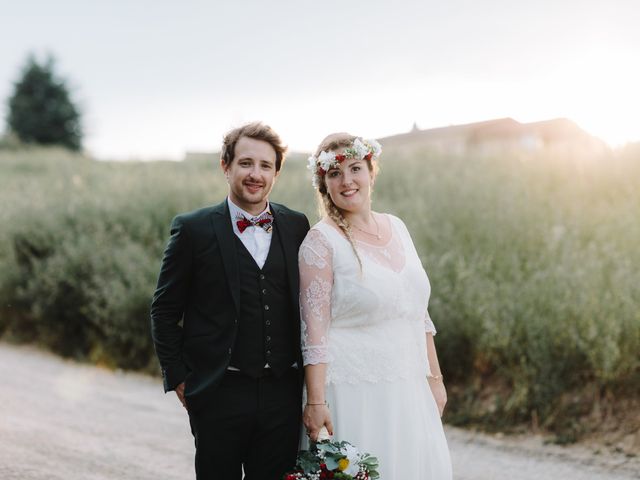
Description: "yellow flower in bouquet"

(338, 458), (350, 471)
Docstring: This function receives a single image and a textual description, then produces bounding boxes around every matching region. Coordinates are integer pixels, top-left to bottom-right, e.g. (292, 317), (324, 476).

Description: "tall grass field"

(1, 145), (638, 441)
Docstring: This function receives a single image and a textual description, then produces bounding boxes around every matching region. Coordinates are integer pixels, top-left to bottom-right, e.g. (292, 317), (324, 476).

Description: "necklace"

(351, 213), (381, 240)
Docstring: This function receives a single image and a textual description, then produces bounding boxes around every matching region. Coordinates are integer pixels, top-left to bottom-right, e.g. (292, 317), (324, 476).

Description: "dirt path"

(0, 343), (637, 480)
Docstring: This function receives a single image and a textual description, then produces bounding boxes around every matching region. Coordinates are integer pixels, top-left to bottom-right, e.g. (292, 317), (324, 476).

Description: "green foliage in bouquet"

(284, 439), (379, 480)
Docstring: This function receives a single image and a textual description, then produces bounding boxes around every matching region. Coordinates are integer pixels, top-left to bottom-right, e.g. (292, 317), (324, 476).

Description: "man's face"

(221, 136), (279, 215)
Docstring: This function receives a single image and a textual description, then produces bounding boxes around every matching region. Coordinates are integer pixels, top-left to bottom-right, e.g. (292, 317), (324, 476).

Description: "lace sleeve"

(298, 228), (334, 366)
(425, 309), (437, 335)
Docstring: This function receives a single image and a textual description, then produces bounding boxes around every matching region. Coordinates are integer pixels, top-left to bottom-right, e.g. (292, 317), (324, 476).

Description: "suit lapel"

(271, 204), (299, 308)
(210, 200), (241, 314)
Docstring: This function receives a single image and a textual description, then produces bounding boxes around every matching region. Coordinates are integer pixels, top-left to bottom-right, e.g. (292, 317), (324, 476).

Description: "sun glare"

(539, 47), (640, 146)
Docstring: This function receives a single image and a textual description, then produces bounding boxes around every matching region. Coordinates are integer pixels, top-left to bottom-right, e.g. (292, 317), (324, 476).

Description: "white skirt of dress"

(323, 377), (452, 480)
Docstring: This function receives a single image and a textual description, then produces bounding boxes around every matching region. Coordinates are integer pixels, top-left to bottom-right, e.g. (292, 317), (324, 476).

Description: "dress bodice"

(299, 214), (437, 385)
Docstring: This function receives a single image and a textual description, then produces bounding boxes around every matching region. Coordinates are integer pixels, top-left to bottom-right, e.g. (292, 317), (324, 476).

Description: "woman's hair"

(313, 133), (380, 269)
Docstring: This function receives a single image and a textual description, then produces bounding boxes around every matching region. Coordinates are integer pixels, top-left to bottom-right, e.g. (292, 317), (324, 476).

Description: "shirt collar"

(227, 197), (271, 221)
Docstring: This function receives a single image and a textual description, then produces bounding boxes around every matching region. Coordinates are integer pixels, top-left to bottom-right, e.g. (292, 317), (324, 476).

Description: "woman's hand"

(303, 404), (334, 441)
(428, 377), (447, 417)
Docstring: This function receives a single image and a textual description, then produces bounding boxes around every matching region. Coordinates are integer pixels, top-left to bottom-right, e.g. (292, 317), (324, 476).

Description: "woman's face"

(324, 153), (374, 214)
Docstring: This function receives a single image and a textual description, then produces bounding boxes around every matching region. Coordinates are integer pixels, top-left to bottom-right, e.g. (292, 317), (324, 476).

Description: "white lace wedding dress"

(299, 215), (452, 479)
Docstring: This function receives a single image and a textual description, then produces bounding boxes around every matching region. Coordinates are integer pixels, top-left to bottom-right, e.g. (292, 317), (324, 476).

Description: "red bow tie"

(236, 212), (274, 233)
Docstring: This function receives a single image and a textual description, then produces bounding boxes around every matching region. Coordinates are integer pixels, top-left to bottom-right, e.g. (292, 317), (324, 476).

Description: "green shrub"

(0, 145), (638, 436)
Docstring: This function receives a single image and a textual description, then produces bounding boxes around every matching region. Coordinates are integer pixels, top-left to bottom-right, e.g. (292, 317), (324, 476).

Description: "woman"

(299, 133), (452, 479)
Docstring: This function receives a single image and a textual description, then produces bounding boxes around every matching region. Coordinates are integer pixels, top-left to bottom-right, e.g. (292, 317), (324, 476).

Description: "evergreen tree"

(6, 55), (83, 151)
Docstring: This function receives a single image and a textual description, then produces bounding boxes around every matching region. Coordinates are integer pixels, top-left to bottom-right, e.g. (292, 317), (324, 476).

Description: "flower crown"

(307, 137), (382, 188)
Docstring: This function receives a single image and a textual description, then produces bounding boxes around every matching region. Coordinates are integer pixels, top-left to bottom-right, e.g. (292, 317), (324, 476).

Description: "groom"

(151, 122), (310, 480)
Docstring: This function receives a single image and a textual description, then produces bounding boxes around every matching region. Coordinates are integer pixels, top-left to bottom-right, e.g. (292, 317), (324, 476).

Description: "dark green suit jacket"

(150, 199), (310, 411)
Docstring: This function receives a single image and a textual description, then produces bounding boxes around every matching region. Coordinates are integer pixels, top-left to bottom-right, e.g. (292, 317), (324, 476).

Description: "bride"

(299, 133), (452, 479)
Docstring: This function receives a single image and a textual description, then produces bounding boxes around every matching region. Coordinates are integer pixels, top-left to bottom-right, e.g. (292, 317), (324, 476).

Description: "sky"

(1, 0), (639, 159)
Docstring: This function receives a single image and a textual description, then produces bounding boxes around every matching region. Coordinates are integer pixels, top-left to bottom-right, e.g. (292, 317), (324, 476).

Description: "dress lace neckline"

(319, 215), (407, 274)
(320, 214), (392, 246)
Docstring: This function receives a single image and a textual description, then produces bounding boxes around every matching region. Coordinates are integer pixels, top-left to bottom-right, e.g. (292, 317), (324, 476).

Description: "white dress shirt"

(227, 198), (272, 269)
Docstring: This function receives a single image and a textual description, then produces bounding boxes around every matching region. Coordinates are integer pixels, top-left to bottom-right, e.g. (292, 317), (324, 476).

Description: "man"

(151, 122), (310, 479)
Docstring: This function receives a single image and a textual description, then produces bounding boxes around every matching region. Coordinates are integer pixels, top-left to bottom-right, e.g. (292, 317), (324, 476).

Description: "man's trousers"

(187, 367), (301, 480)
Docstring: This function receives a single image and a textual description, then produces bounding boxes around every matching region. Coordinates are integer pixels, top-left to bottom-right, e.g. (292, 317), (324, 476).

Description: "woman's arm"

(303, 364), (333, 440)
(298, 228), (335, 440)
(426, 332), (447, 416)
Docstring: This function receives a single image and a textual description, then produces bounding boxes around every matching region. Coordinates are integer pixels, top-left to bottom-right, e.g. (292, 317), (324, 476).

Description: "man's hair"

(220, 122), (287, 171)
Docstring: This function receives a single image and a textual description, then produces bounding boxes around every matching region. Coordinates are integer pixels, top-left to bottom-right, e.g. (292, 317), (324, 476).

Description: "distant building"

(379, 118), (609, 157)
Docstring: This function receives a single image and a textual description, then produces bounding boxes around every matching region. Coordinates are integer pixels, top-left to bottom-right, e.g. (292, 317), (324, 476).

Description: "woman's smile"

(341, 188), (358, 197)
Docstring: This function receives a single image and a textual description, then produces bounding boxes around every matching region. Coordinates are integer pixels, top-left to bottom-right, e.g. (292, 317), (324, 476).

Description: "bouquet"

(283, 428), (379, 480)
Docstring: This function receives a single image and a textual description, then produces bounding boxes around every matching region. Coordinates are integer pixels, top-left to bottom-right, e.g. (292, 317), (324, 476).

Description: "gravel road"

(0, 343), (637, 480)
